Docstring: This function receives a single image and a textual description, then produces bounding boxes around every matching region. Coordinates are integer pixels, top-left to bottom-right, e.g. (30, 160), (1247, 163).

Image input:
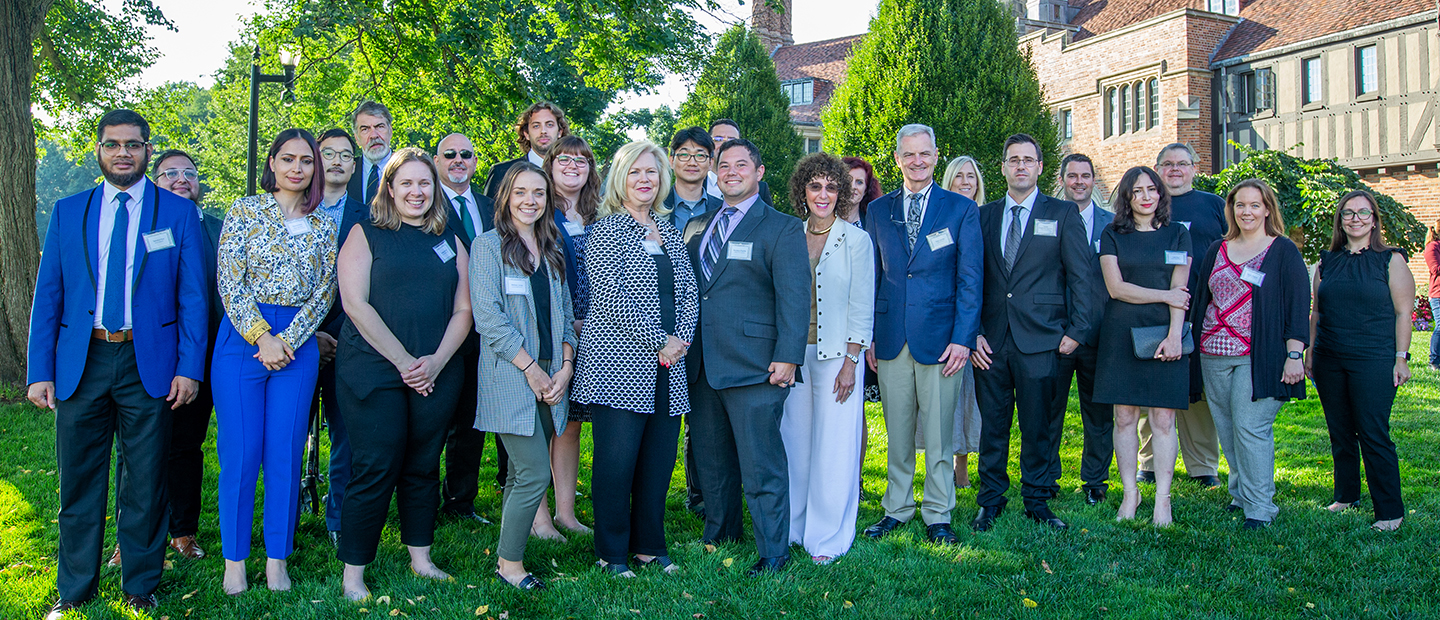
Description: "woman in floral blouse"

(212, 128), (337, 595)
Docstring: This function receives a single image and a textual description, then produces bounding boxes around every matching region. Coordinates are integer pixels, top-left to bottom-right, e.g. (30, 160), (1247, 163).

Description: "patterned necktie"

(1004, 204), (1024, 269)
(454, 195), (476, 241)
(906, 192), (923, 251)
(364, 163), (380, 205)
(103, 193), (131, 332)
(701, 206), (739, 281)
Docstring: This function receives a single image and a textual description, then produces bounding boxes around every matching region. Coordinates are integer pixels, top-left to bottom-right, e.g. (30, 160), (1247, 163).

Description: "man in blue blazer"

(27, 110), (208, 617)
(862, 124), (983, 546)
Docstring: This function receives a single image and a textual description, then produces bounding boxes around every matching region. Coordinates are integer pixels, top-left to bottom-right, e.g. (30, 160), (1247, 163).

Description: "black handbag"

(1130, 322), (1194, 359)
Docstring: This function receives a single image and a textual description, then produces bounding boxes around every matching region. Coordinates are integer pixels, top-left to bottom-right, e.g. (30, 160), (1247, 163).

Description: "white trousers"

(781, 344), (864, 558)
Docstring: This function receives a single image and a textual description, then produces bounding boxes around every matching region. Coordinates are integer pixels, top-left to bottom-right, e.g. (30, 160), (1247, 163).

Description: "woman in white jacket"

(780, 153), (875, 564)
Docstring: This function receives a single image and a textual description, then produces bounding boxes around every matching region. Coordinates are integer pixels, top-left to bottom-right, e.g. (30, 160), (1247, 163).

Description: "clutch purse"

(1130, 323), (1194, 359)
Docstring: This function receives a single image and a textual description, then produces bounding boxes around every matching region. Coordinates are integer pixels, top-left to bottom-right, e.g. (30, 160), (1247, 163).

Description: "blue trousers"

(212, 304), (320, 561)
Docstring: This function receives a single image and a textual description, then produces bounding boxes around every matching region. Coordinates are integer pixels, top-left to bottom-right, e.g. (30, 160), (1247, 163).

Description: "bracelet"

(563, 359), (574, 366)
(522, 359), (535, 372)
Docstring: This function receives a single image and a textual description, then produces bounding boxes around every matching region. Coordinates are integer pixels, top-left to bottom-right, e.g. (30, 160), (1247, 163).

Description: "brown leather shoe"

(105, 544), (122, 568)
(169, 535), (206, 559)
(123, 593), (158, 610)
(44, 599), (87, 620)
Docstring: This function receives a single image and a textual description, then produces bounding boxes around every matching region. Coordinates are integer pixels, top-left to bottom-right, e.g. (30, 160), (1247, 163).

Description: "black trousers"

(440, 349), (508, 516)
(337, 370), (461, 565)
(312, 361), (352, 533)
(975, 333), (1062, 511)
(688, 368), (791, 559)
(683, 419), (704, 510)
(591, 404), (681, 565)
(166, 378), (212, 538)
(1312, 353), (1405, 520)
(1052, 343), (1114, 491)
(56, 341), (171, 601)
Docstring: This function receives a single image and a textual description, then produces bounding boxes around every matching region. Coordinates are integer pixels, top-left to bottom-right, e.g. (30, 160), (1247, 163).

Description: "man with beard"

(483, 102), (569, 201)
(29, 109), (208, 618)
(346, 101), (394, 206)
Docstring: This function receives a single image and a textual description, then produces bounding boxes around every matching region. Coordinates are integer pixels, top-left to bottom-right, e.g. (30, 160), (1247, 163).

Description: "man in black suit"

(482, 101), (569, 201)
(1052, 153), (1115, 506)
(971, 134), (1097, 532)
(345, 101), (394, 207)
(683, 139), (809, 575)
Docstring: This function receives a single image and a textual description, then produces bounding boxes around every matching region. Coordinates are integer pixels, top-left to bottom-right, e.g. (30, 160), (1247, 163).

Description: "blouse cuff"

(242, 320), (272, 346)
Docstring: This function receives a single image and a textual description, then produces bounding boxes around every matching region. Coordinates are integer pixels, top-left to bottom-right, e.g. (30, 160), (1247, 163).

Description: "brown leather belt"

(92, 328), (133, 342)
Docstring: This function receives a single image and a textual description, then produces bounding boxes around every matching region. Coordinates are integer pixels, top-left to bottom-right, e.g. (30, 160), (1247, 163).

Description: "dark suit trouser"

(688, 368), (790, 559)
(167, 380), (212, 538)
(1052, 344), (1114, 491)
(975, 334), (1062, 511)
(591, 404), (681, 565)
(56, 341), (171, 601)
(1312, 353), (1405, 521)
(313, 363), (351, 532)
(441, 350), (507, 515)
(683, 419), (704, 509)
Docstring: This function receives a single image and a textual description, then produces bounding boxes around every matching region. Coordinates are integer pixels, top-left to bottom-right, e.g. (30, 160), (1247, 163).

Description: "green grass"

(2, 341), (1438, 620)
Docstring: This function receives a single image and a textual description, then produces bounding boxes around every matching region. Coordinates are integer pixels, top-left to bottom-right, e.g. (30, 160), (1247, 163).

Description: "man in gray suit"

(683, 139), (809, 575)
(1051, 153), (1115, 506)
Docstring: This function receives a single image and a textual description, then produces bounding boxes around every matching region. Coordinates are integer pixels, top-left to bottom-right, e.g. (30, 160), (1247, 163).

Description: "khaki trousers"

(877, 345), (962, 525)
(1138, 398), (1220, 476)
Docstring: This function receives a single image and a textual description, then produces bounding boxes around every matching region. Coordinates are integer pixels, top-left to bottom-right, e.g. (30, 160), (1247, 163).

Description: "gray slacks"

(1201, 354), (1283, 522)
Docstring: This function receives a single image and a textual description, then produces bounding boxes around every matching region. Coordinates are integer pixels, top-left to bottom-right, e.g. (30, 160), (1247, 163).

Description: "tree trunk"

(0, 0), (55, 387)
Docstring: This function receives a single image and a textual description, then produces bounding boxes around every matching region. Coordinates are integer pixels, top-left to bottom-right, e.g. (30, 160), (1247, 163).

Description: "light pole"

(246, 45), (300, 196)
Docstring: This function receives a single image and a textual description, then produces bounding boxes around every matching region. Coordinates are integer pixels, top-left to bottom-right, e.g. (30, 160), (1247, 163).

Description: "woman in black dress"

(334, 148), (474, 600)
(1307, 189), (1413, 532)
(1094, 166), (1192, 527)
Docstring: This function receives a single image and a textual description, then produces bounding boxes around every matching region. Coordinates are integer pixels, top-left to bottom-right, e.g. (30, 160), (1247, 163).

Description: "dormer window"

(783, 80), (814, 106)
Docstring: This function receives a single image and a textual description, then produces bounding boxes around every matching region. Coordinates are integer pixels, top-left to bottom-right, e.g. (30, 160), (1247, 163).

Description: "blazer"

(664, 184), (724, 231)
(1068, 204), (1114, 348)
(198, 211), (225, 380)
(813, 219), (875, 361)
(572, 212), (700, 415)
(28, 180), (209, 399)
(321, 197), (371, 337)
(482, 157), (526, 202)
(683, 197), (810, 390)
(977, 193), (1098, 354)
(865, 183), (983, 365)
(469, 230), (578, 436)
(1190, 237), (1310, 402)
(346, 158), (390, 208)
(441, 188), (496, 247)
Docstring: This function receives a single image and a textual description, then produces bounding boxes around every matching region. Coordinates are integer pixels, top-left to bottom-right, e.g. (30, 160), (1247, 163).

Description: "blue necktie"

(102, 193), (131, 332)
(701, 206), (738, 281)
(364, 164), (380, 205)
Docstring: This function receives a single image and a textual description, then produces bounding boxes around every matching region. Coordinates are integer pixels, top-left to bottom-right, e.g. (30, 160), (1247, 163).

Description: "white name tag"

(1177, 220), (1192, 230)
(925, 228), (954, 251)
(433, 240), (456, 263)
(564, 221), (585, 237)
(727, 241), (753, 261)
(504, 276), (530, 296)
(642, 239), (664, 255)
(1094, 240), (1101, 253)
(1034, 219), (1058, 237)
(1240, 266), (1266, 286)
(284, 218), (313, 237)
(1164, 250), (1188, 266)
(143, 228), (175, 252)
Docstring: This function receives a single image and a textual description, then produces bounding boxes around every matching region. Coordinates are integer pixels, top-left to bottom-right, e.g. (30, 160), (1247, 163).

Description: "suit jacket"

(482, 157), (527, 203)
(28, 179), (209, 399)
(441, 187), (496, 246)
(1070, 204), (1114, 348)
(321, 197), (372, 338)
(664, 184), (724, 231)
(199, 211), (225, 380)
(865, 183), (983, 365)
(346, 161), (385, 209)
(977, 193), (1097, 355)
(813, 219), (875, 361)
(683, 197), (810, 390)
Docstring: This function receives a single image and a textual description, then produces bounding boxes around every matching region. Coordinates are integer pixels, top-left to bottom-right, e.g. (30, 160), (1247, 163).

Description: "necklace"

(807, 219), (835, 235)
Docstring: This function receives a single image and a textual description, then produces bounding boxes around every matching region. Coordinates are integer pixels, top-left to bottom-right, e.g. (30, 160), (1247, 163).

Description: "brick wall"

(1362, 166), (1440, 288)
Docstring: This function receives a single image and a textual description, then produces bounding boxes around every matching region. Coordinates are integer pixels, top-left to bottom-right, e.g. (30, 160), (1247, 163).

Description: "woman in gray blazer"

(470, 161), (577, 591)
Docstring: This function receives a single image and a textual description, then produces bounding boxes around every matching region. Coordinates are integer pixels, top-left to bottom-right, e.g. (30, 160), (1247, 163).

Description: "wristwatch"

(1397, 351), (1411, 361)
(845, 352), (861, 365)
(1287, 351), (1302, 360)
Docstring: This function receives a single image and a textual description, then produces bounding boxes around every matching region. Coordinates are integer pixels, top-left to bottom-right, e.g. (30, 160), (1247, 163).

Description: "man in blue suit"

(28, 109), (208, 618)
(862, 124), (983, 545)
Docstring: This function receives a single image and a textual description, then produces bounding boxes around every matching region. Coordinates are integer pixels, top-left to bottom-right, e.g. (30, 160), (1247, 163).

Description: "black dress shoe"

(1024, 506), (1069, 530)
(123, 593), (159, 611)
(448, 511), (493, 525)
(1084, 487), (1107, 506)
(971, 505), (1004, 532)
(1136, 470), (1156, 484)
(863, 516), (904, 539)
(925, 523), (959, 545)
(1191, 475), (1222, 488)
(1224, 503), (1243, 513)
(746, 556), (788, 576)
(1242, 518), (1271, 530)
(45, 599), (88, 620)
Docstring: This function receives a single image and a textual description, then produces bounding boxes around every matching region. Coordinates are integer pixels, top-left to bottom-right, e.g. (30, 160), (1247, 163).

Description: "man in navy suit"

(345, 101), (394, 207)
(28, 109), (208, 618)
(970, 134), (1097, 532)
(862, 124), (983, 546)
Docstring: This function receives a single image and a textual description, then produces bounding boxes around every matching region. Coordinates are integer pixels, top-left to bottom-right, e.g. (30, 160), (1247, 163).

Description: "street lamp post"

(246, 45), (300, 195)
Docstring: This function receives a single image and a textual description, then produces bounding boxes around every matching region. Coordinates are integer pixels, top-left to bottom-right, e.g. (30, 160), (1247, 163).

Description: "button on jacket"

(812, 219), (875, 361)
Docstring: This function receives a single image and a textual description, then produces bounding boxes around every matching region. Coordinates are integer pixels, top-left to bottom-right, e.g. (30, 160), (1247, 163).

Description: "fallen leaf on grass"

(1041, 561), (1053, 574)
(182, 590), (198, 600)
(358, 609), (369, 614)
(722, 558), (734, 567)
(162, 560), (174, 570)
(843, 601), (854, 609)
(467, 584), (477, 589)
(1022, 598), (1038, 608)
(499, 612), (510, 619)
(377, 596), (391, 605)
(704, 544), (717, 553)
(552, 559), (559, 567)
(1287, 588), (1295, 593)
(682, 592), (694, 599)
(1305, 603), (1315, 609)
(630, 610), (641, 614)
(389, 610), (401, 617)
(693, 614), (705, 619)
(475, 605), (489, 615)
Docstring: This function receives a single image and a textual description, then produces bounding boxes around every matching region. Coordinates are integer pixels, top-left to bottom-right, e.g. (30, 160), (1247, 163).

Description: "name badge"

(504, 276), (530, 296)
(564, 221), (585, 237)
(642, 239), (664, 255)
(1164, 250), (1188, 266)
(727, 241), (753, 261)
(143, 228), (175, 252)
(433, 240), (456, 263)
(1094, 240), (1101, 253)
(926, 228), (954, 251)
(284, 218), (313, 237)
(1177, 221), (1192, 230)
(1034, 219), (1058, 237)
(1240, 266), (1266, 286)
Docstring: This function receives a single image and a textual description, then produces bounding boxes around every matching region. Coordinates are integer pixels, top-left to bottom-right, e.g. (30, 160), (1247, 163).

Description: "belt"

(92, 328), (133, 342)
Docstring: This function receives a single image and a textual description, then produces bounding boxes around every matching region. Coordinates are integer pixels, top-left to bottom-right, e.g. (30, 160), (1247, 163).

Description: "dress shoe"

(971, 505), (1004, 532)
(169, 535), (206, 559)
(105, 544), (122, 568)
(328, 530), (341, 546)
(123, 593), (159, 611)
(447, 511), (493, 525)
(1224, 503), (1243, 513)
(1191, 475), (1222, 488)
(926, 523), (959, 545)
(1025, 506), (1069, 530)
(746, 556), (788, 576)
(863, 516), (904, 539)
(1242, 518), (1271, 530)
(1085, 487), (1107, 506)
(1136, 470), (1156, 484)
(45, 599), (87, 620)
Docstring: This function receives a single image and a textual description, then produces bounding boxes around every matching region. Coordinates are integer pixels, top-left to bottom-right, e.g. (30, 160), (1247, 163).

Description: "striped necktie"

(701, 206), (739, 281)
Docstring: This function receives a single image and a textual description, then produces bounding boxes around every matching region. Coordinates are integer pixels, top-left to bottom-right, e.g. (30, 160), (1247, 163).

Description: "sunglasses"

(158, 169), (199, 181)
(441, 149), (475, 160)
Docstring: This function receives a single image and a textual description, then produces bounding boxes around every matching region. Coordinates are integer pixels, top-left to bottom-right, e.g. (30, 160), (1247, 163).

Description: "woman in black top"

(1307, 189), (1413, 532)
(334, 148), (473, 600)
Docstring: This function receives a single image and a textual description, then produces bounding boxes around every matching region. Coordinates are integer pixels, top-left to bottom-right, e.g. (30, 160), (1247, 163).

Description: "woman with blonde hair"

(935, 155), (985, 489)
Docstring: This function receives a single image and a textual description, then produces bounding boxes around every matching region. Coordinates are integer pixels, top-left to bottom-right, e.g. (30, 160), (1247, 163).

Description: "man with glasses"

(346, 101), (394, 206)
(483, 101), (570, 201)
(969, 134), (1096, 532)
(666, 126), (723, 232)
(1135, 144), (1226, 488)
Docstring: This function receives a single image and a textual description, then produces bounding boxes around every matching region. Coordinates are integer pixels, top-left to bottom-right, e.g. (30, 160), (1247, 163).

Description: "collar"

(440, 184), (475, 204)
(103, 179), (147, 209)
(1004, 187), (1039, 212)
(527, 150), (544, 166)
(721, 191), (761, 215)
(324, 191), (350, 210)
(1078, 199), (1096, 220)
(902, 182), (933, 204)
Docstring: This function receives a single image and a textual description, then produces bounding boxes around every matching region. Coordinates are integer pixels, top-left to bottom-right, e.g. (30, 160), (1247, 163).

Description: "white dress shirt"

(440, 184), (483, 231)
(526, 150), (544, 167)
(902, 182), (934, 226)
(1000, 187), (1039, 255)
(363, 152), (392, 198)
(94, 181), (147, 329)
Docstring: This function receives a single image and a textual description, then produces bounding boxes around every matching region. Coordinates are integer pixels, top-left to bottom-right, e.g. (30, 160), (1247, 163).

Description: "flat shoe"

(496, 570), (546, 590)
(595, 560), (636, 578)
(635, 555), (679, 574)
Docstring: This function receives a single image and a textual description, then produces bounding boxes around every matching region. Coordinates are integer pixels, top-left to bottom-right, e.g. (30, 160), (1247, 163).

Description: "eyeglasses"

(673, 152), (710, 163)
(158, 169), (199, 182)
(554, 154), (588, 167)
(320, 148), (354, 162)
(1340, 209), (1374, 220)
(1158, 161), (1194, 170)
(441, 149), (474, 160)
(99, 141), (149, 154)
(1005, 157), (1040, 168)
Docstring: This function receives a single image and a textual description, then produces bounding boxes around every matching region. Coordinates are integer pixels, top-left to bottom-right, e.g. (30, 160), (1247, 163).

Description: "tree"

(679, 25), (803, 211)
(1194, 142), (1426, 263)
(822, 0), (1058, 201)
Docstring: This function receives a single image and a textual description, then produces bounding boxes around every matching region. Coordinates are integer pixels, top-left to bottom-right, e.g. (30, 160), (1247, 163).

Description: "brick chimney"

(751, 0), (794, 54)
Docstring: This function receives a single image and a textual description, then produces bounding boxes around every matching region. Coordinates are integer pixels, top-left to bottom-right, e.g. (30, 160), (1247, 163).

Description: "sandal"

(635, 555), (680, 574)
(595, 560), (636, 578)
(1370, 518), (1402, 532)
(495, 570), (546, 590)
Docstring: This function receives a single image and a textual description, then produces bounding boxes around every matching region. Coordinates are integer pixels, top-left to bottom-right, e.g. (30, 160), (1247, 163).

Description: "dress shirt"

(217, 193), (338, 348)
(440, 184), (483, 231)
(698, 192), (761, 256)
(1079, 200), (1096, 241)
(318, 192), (349, 232)
(362, 153), (392, 200)
(527, 150), (544, 167)
(1000, 187), (1039, 255)
(93, 181), (147, 329)
(901, 182), (934, 225)
(670, 181), (711, 232)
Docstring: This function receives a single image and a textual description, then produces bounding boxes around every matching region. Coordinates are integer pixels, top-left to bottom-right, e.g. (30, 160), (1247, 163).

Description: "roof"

(1213, 0), (1435, 61)
(771, 34), (864, 126)
(1067, 0), (1202, 41)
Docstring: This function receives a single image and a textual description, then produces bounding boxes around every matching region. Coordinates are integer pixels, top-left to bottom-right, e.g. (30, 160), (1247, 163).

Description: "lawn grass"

(1, 341), (1437, 619)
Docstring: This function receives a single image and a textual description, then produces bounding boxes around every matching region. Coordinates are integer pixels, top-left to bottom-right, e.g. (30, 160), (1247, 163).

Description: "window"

(1254, 68), (1274, 110)
(1357, 45), (1378, 95)
(1059, 109), (1073, 141)
(782, 80), (813, 106)
(1119, 84), (1130, 134)
(1133, 81), (1144, 130)
(806, 138), (821, 153)
(1240, 72), (1256, 114)
(1105, 87), (1118, 137)
(1206, 0), (1238, 14)
(1302, 56), (1323, 105)
(1147, 78), (1159, 128)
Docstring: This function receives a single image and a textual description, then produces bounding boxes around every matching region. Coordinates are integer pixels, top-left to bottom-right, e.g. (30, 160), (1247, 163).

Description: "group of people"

(26, 100), (1413, 617)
